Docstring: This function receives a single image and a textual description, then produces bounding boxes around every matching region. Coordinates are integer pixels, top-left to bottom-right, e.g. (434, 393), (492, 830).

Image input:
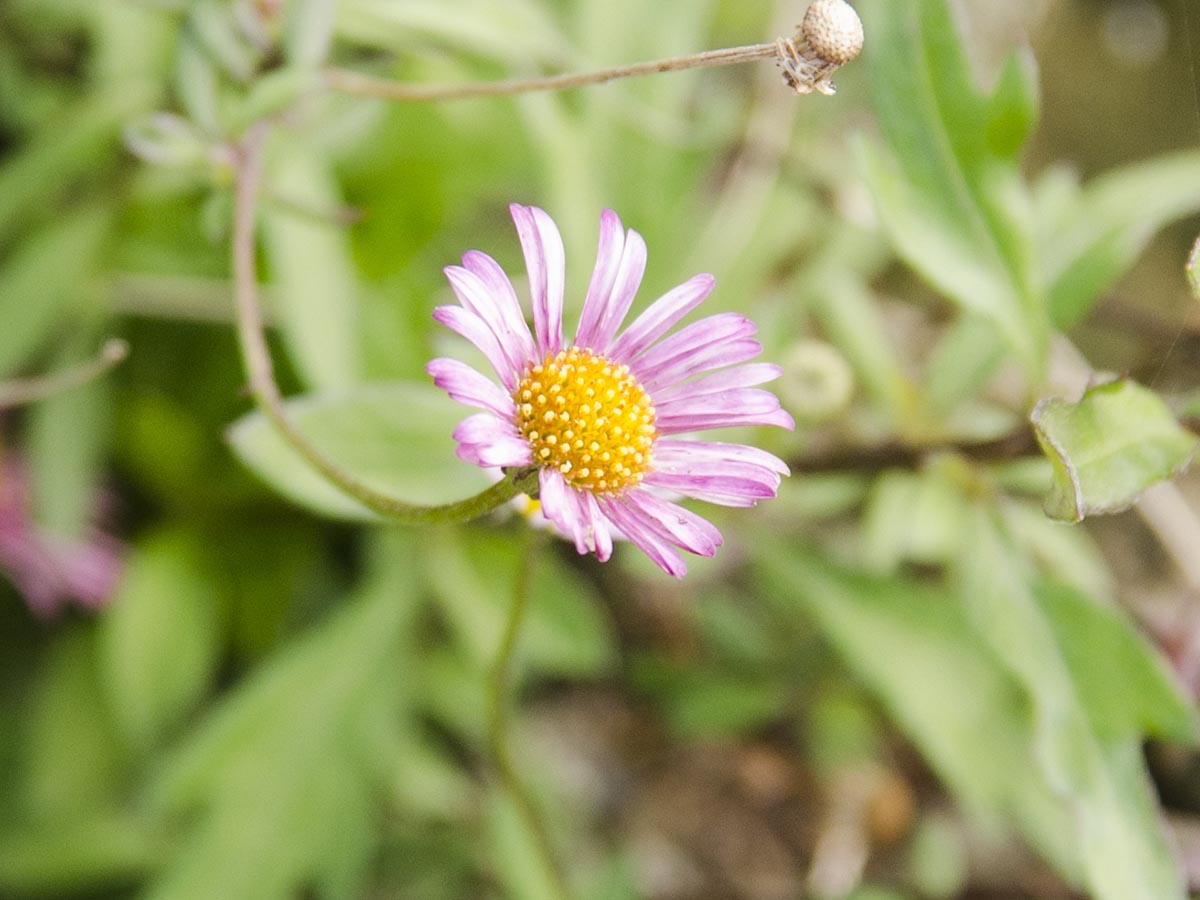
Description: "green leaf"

(26, 336), (114, 538)
(764, 546), (1189, 900)
(858, 0), (1045, 369)
(420, 529), (615, 681)
(145, 533), (420, 900)
(0, 814), (161, 896)
(261, 146), (362, 390)
(1032, 377), (1198, 522)
(1038, 580), (1196, 743)
(0, 205), (113, 379)
(98, 529), (222, 753)
(15, 631), (128, 822)
(1043, 150), (1200, 327)
(953, 509), (1188, 900)
(226, 381), (492, 521)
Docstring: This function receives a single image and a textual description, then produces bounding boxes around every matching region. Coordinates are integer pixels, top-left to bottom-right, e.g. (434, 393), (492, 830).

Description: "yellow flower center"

(513, 347), (657, 495)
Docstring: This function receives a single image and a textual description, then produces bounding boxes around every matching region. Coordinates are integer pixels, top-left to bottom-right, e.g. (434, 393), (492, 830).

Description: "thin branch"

(0, 339), (129, 410)
(325, 42), (778, 103)
(230, 121), (536, 523)
(789, 426), (1042, 475)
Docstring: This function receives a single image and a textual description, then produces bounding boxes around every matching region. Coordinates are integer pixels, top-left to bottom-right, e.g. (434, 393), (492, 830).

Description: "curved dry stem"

(0, 339), (129, 410)
(231, 121), (537, 524)
(325, 42), (779, 103)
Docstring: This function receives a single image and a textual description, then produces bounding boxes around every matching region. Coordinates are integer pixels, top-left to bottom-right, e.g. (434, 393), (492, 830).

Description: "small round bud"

(802, 0), (865, 65)
(779, 340), (855, 421)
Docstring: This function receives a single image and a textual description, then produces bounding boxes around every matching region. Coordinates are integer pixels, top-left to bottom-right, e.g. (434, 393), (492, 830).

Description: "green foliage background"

(2, 1), (1200, 899)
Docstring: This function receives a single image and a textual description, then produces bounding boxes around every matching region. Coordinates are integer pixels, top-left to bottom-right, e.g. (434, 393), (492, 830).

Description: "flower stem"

(231, 121), (537, 524)
(487, 532), (571, 900)
(325, 42), (779, 103)
(0, 339), (129, 410)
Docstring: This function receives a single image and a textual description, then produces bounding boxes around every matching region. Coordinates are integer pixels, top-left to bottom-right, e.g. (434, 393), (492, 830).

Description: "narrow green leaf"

(261, 147), (362, 390)
(0, 206), (113, 379)
(1044, 150), (1200, 326)
(1032, 377), (1198, 522)
(98, 530), (222, 753)
(0, 814), (161, 896)
(858, 0), (1045, 368)
(146, 536), (419, 900)
(1038, 580), (1197, 743)
(226, 381), (491, 521)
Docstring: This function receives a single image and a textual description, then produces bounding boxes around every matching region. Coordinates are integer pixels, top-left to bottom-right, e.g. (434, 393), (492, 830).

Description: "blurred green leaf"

(0, 813), (161, 896)
(227, 380), (492, 520)
(285, 0), (337, 67)
(26, 335), (114, 538)
(954, 508), (1188, 900)
(0, 88), (148, 247)
(767, 547), (1189, 900)
(420, 529), (615, 682)
(858, 0), (1045, 369)
(1042, 150), (1200, 327)
(16, 631), (127, 822)
(1038, 580), (1196, 743)
(0, 205), (113, 379)
(261, 146), (362, 390)
(1032, 377), (1198, 522)
(486, 787), (562, 900)
(145, 533), (419, 900)
(98, 529), (222, 753)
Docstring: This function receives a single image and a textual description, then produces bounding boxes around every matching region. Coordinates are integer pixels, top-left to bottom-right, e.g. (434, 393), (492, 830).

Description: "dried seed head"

(802, 0), (864, 65)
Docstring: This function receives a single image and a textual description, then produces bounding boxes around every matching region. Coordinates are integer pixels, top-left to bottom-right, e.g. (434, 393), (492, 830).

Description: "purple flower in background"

(0, 459), (122, 617)
(427, 205), (793, 576)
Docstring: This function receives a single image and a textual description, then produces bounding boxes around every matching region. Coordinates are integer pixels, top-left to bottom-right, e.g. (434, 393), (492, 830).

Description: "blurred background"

(2, 0), (1200, 898)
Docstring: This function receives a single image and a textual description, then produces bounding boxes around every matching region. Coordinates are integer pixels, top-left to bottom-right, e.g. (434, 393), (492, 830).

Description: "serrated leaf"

(227, 381), (492, 521)
(858, 0), (1045, 369)
(98, 529), (222, 753)
(1032, 377), (1198, 522)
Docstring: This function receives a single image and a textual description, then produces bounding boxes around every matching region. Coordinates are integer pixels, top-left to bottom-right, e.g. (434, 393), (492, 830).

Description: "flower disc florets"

(515, 347), (656, 494)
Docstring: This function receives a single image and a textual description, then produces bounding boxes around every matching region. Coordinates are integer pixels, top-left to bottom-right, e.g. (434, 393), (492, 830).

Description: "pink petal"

(643, 471), (777, 507)
(656, 407), (796, 434)
(621, 490), (723, 556)
(609, 273), (715, 363)
(653, 439), (790, 476)
(647, 455), (783, 495)
(597, 495), (687, 577)
(579, 491), (614, 561)
(652, 363), (782, 404)
(590, 228), (647, 353)
(511, 204), (565, 356)
(640, 339), (766, 394)
(574, 209), (625, 348)
(657, 387), (785, 420)
(426, 358), (515, 419)
(450, 255), (535, 365)
(452, 414), (532, 467)
(433, 306), (521, 390)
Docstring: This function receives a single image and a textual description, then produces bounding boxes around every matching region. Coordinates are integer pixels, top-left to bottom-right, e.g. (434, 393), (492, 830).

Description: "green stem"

(231, 120), (538, 524)
(326, 42), (778, 104)
(0, 339), (128, 410)
(487, 532), (570, 900)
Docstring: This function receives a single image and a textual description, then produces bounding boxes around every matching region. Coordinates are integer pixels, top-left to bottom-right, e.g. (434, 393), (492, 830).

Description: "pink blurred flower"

(0, 459), (123, 617)
(427, 205), (792, 577)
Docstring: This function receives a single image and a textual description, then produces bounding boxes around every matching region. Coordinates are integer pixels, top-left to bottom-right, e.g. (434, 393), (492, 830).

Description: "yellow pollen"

(513, 347), (656, 495)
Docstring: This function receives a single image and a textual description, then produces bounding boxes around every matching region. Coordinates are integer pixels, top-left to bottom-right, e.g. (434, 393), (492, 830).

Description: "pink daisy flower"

(427, 204), (793, 577)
